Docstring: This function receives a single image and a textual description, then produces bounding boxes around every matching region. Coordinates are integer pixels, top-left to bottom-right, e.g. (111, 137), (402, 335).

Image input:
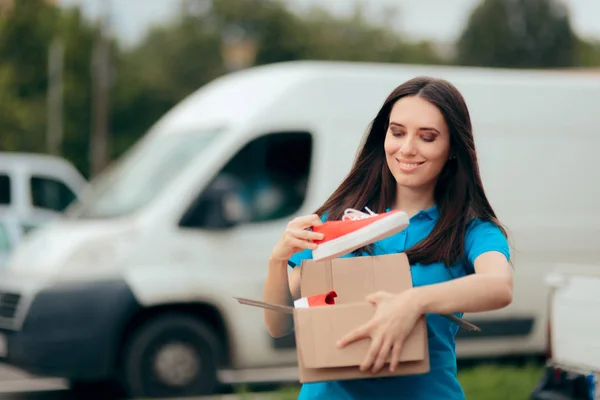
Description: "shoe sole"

(312, 212), (410, 262)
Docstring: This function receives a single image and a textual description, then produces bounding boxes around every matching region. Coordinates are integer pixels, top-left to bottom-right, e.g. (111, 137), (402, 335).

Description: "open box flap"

(234, 296), (479, 333)
(233, 297), (294, 314)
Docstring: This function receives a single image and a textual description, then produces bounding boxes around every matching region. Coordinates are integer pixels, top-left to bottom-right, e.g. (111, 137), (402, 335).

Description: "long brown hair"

(314, 76), (506, 267)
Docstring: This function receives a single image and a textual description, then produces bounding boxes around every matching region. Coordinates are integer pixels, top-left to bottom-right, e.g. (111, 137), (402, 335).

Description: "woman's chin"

(393, 174), (438, 193)
(393, 174), (421, 188)
(395, 181), (422, 191)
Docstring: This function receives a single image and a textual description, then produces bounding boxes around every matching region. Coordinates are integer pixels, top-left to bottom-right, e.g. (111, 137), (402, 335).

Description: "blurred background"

(0, 0), (599, 399)
(1, 0), (599, 180)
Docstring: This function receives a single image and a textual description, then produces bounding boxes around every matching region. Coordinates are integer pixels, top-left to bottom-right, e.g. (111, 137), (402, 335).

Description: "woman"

(262, 76), (513, 399)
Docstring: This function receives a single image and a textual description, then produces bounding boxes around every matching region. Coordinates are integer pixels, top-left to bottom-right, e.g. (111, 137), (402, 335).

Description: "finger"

(288, 228), (324, 241)
(372, 339), (392, 373)
(360, 335), (383, 372)
(366, 290), (391, 304)
(289, 237), (317, 251)
(308, 214), (324, 226)
(366, 291), (381, 303)
(366, 291), (386, 303)
(388, 341), (403, 372)
(336, 323), (371, 348)
(289, 214), (322, 229)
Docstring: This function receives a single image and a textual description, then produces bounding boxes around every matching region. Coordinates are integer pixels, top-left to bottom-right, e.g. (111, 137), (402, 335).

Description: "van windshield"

(70, 129), (220, 219)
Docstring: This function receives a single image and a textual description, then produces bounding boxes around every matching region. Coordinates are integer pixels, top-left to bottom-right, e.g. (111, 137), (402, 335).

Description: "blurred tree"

(110, 0), (443, 160)
(210, 0), (310, 65)
(56, 7), (104, 178)
(1, 0), (444, 177)
(109, 13), (223, 159)
(576, 39), (600, 67)
(0, 0), (57, 152)
(0, 0), (57, 97)
(299, 5), (441, 65)
(0, 0), (102, 177)
(0, 63), (30, 151)
(456, 0), (577, 68)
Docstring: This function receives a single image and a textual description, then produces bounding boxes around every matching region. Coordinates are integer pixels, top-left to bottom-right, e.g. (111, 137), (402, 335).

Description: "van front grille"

(0, 291), (23, 329)
(0, 293), (21, 319)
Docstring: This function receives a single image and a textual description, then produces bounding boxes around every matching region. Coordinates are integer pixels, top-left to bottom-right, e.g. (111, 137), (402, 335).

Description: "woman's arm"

(262, 259), (295, 338)
(262, 261), (302, 338)
(336, 250), (512, 373)
(411, 250), (513, 314)
(262, 214), (322, 338)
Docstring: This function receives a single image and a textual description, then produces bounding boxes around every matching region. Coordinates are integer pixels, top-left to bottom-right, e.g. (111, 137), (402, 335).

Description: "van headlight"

(61, 235), (136, 276)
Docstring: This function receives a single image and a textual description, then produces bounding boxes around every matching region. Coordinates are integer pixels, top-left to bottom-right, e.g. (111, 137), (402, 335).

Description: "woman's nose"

(399, 137), (418, 157)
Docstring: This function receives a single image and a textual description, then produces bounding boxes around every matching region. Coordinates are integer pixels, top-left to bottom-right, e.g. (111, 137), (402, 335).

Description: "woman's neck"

(394, 185), (436, 218)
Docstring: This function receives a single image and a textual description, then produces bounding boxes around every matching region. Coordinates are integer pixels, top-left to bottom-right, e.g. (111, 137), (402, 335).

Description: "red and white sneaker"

(294, 290), (338, 308)
(311, 207), (409, 262)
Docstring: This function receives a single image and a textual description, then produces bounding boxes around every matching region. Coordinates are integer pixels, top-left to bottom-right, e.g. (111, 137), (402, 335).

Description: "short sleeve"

(287, 212), (328, 269)
(464, 219), (511, 274)
(288, 248), (313, 268)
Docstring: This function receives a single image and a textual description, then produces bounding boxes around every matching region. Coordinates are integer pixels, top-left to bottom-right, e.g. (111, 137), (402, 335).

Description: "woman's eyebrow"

(389, 122), (440, 134)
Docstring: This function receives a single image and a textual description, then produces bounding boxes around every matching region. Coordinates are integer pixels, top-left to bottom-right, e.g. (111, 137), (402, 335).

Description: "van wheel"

(121, 313), (222, 398)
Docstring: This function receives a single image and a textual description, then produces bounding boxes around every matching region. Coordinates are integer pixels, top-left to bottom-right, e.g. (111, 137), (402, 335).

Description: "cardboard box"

(236, 253), (432, 382)
(296, 253), (431, 382)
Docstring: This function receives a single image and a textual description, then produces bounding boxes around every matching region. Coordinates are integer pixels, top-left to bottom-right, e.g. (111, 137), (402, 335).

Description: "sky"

(57, 0), (600, 48)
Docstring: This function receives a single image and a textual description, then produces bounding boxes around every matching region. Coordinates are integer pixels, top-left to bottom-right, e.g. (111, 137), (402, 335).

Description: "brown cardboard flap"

(234, 296), (480, 332)
(233, 297), (294, 314)
(295, 303), (427, 369)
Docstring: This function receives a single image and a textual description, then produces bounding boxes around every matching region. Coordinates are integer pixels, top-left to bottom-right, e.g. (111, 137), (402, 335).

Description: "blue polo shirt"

(287, 205), (510, 400)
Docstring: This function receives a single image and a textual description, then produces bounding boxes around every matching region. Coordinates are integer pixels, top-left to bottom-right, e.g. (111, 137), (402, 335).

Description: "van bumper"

(530, 364), (597, 400)
(0, 279), (140, 381)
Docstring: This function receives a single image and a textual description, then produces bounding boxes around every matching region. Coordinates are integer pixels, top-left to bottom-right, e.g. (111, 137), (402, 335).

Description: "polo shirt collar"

(386, 205), (439, 221)
(419, 205), (439, 220)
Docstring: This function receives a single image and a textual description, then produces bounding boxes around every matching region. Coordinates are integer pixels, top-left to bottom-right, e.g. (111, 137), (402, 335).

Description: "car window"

(0, 175), (10, 205)
(179, 131), (313, 228)
(30, 176), (77, 212)
(71, 129), (220, 219)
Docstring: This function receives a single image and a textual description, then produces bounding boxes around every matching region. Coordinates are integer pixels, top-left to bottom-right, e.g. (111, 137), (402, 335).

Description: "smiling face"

(384, 95), (451, 191)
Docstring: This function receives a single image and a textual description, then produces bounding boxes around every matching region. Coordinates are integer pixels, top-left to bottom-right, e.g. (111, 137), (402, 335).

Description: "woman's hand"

(336, 290), (422, 373)
(269, 214), (324, 263)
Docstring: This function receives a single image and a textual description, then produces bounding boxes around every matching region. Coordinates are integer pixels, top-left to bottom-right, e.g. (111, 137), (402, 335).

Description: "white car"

(0, 151), (87, 228)
(0, 151), (87, 262)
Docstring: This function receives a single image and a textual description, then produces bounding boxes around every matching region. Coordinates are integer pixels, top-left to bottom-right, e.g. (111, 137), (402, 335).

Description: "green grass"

(233, 364), (545, 400)
(459, 364), (544, 400)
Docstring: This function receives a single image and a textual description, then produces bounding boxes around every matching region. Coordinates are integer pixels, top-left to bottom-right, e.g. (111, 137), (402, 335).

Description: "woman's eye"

(422, 135), (436, 142)
(392, 131), (404, 137)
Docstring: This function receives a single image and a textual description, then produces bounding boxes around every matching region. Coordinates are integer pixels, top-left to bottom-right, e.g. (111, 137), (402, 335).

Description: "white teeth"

(399, 162), (421, 168)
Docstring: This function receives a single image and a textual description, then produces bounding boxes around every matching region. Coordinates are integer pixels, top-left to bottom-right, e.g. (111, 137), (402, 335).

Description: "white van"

(0, 61), (598, 398)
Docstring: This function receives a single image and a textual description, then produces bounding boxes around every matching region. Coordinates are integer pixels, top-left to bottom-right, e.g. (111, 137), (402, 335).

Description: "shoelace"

(342, 207), (377, 221)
